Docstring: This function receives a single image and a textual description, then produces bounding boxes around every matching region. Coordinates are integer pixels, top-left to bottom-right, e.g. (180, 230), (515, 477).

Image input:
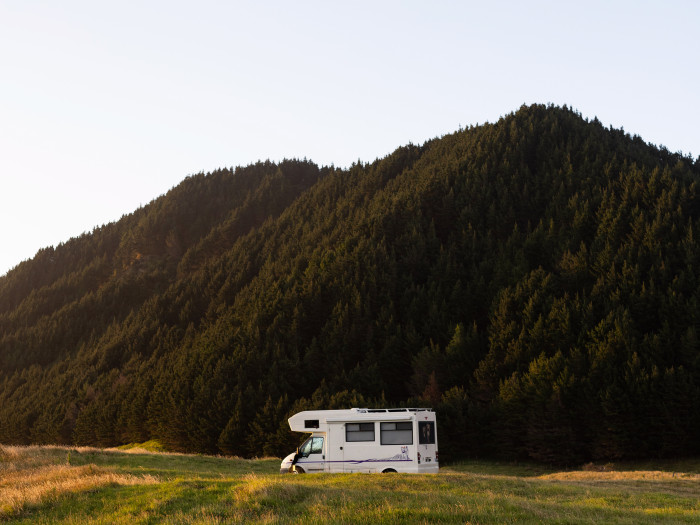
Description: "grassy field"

(1, 444), (699, 524)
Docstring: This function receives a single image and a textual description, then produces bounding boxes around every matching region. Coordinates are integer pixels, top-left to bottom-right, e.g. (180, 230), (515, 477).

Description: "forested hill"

(2, 104), (700, 464)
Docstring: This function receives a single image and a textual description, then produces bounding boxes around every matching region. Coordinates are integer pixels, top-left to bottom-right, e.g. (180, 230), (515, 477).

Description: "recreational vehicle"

(280, 408), (438, 474)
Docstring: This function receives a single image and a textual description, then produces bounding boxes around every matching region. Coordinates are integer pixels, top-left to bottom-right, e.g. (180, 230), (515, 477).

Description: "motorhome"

(280, 408), (438, 474)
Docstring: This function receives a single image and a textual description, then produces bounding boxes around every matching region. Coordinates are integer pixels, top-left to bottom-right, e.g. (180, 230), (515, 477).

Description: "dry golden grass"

(539, 470), (700, 481)
(0, 444), (157, 519)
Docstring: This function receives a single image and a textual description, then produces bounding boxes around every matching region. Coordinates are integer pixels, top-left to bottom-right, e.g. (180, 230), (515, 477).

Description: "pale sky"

(1, 1), (699, 276)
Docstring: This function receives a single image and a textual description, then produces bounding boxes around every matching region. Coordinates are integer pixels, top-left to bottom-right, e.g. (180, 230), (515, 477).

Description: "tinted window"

(346, 422), (375, 442)
(380, 421), (413, 445)
(418, 422), (435, 444)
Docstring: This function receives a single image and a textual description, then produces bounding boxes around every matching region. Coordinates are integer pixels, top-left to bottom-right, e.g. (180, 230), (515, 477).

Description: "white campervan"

(280, 408), (438, 474)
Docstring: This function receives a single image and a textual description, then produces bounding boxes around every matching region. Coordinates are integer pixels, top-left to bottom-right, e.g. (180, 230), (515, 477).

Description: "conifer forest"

(2, 104), (699, 464)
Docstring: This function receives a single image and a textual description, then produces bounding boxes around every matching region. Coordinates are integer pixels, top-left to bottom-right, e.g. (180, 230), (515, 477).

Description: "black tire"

(293, 466), (305, 474)
(382, 468), (397, 473)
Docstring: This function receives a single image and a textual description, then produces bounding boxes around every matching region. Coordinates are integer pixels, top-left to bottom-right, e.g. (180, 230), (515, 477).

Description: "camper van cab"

(280, 408), (438, 474)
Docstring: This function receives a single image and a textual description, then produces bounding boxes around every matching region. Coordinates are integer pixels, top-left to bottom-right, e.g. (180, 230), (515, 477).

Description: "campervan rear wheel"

(381, 468), (397, 473)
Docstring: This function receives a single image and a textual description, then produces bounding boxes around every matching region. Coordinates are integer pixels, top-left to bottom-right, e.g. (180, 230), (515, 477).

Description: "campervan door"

(295, 433), (326, 473)
(327, 422), (345, 472)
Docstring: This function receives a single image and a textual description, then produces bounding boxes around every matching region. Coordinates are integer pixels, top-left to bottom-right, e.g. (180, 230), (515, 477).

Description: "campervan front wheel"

(381, 468), (397, 473)
(292, 466), (305, 474)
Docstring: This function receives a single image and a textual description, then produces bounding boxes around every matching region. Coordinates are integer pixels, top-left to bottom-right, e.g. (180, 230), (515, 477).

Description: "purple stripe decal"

(296, 459), (413, 465)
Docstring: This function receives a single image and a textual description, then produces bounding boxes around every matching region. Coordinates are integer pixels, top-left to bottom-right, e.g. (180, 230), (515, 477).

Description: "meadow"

(1, 444), (699, 524)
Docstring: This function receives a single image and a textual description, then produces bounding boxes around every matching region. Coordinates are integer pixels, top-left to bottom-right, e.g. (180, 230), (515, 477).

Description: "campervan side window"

(346, 422), (375, 442)
(305, 419), (320, 429)
(299, 436), (324, 457)
(380, 422), (413, 445)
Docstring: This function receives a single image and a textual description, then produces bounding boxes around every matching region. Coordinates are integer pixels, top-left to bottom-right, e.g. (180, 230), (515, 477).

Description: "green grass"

(2, 446), (699, 524)
(116, 440), (168, 453)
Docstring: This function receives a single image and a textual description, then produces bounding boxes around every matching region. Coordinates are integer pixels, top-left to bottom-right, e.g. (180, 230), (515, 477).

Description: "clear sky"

(1, 1), (698, 276)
